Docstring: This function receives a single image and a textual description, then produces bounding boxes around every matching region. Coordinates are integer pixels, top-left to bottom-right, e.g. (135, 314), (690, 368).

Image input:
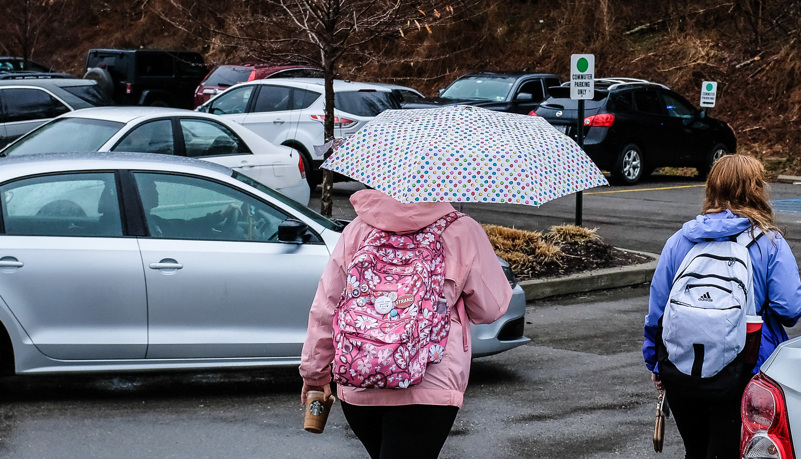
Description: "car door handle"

(0, 257), (24, 268)
(273, 119), (285, 124)
(238, 160), (256, 168)
(149, 261), (183, 270)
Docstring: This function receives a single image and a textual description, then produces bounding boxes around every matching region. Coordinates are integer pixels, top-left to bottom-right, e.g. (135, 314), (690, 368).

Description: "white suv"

(197, 78), (401, 189)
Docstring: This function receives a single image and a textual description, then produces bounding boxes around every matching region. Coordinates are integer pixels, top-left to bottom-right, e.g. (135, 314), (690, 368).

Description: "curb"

(518, 249), (660, 301)
(777, 175), (801, 184)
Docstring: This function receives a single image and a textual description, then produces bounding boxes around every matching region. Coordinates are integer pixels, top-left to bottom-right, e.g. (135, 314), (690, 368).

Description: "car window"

(134, 172), (292, 242)
(203, 66), (252, 87)
(60, 83), (114, 106)
(1, 172), (122, 237)
(137, 54), (173, 77)
(661, 92), (696, 119)
(180, 118), (249, 157)
(610, 91), (634, 112)
(270, 68), (324, 79)
(113, 119), (175, 154)
(175, 54), (207, 79)
(2, 118), (123, 156)
(633, 90), (663, 115)
(441, 76), (515, 101)
(334, 91), (400, 116)
(517, 80), (544, 102)
(207, 85), (255, 115)
(3, 88), (70, 122)
(252, 85), (292, 112)
(291, 88), (319, 109)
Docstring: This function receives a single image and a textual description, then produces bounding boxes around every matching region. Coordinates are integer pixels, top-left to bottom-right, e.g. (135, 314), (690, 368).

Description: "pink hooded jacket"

(300, 189), (512, 408)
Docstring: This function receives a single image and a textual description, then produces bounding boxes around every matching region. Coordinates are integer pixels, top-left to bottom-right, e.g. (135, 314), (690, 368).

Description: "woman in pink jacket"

(300, 189), (512, 459)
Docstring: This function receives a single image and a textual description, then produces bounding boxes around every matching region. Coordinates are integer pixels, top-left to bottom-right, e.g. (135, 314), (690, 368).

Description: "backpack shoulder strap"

(735, 227), (763, 248)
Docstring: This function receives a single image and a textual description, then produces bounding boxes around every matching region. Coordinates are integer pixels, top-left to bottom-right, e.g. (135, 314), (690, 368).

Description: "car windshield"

(333, 91), (400, 116)
(2, 118), (123, 156)
(61, 84), (114, 106)
(440, 76), (516, 102)
(233, 172), (345, 232)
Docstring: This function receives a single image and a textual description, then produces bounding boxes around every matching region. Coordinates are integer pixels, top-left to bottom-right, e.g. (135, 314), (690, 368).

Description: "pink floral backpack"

(332, 211), (464, 389)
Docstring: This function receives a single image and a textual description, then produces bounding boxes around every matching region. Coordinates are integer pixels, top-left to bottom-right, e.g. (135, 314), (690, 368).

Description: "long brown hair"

(702, 154), (779, 234)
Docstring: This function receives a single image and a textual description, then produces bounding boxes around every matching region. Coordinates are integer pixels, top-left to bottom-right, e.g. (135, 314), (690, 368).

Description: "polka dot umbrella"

(322, 104), (608, 206)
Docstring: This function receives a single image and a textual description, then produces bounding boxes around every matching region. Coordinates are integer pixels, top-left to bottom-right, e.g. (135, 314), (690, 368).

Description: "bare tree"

(1, 0), (68, 63)
(156, 0), (484, 216)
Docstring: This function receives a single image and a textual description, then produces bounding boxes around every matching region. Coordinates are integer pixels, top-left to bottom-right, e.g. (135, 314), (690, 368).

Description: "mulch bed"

(519, 239), (654, 281)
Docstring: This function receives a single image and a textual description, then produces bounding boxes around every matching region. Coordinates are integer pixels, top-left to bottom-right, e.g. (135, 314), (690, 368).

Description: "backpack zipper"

(694, 253), (747, 268)
(669, 299), (742, 310)
(684, 283), (732, 294)
(678, 272), (747, 295)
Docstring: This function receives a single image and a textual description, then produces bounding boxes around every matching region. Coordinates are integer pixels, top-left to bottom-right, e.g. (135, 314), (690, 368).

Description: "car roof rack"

(594, 77), (669, 90)
(0, 72), (76, 80)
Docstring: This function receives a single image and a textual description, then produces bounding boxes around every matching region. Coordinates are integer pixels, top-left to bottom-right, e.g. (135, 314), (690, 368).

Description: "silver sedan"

(0, 106), (310, 205)
(0, 153), (527, 376)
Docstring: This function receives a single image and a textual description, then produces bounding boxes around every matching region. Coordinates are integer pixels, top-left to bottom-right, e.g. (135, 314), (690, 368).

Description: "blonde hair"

(701, 154), (779, 234)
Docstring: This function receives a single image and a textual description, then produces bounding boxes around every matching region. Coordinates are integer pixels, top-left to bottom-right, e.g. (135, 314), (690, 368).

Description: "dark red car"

(193, 64), (323, 108)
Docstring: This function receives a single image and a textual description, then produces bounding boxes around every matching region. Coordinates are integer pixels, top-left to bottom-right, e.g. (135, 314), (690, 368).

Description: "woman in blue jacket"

(643, 154), (801, 458)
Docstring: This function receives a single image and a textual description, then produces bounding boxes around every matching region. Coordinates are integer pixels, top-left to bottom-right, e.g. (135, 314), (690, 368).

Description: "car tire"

(83, 67), (114, 98)
(612, 144), (645, 185)
(697, 143), (729, 179)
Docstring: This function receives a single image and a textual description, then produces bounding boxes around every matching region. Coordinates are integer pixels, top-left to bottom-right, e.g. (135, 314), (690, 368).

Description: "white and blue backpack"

(657, 228), (762, 396)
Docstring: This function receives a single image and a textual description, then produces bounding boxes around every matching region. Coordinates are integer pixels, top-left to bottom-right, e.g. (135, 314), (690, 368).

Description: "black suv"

(84, 49), (207, 109)
(534, 78), (736, 184)
(403, 71), (563, 114)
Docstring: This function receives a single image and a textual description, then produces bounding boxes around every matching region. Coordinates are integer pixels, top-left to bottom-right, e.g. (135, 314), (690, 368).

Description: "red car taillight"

(297, 154), (306, 180)
(126, 83), (133, 95)
(310, 115), (357, 128)
(247, 70), (257, 82)
(528, 110), (538, 116)
(741, 373), (795, 459)
(584, 113), (614, 127)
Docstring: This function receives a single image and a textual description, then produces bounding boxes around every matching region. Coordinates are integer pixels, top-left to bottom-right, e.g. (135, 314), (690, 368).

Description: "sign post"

(570, 54), (594, 226)
(700, 81), (717, 114)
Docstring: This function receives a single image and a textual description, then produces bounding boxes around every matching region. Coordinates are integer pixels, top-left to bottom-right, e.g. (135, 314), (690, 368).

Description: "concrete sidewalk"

(519, 249), (659, 301)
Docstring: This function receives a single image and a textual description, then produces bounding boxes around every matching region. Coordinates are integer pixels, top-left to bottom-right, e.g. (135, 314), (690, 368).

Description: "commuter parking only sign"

(570, 54), (594, 100)
(700, 81), (717, 107)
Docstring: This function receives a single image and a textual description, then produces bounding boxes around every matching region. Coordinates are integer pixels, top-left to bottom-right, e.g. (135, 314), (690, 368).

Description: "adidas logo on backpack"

(332, 212), (463, 389)
(658, 228), (763, 396)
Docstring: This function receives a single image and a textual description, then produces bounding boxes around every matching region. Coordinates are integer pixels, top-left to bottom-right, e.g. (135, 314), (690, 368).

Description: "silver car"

(0, 153), (527, 377)
(741, 336), (801, 458)
(0, 106), (310, 205)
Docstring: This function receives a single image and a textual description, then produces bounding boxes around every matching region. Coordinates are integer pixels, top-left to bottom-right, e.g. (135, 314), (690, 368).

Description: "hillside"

(6, 0), (800, 177)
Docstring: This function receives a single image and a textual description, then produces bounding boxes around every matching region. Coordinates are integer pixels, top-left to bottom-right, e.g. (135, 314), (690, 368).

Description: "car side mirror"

(278, 218), (310, 244)
(438, 88), (445, 97)
(699, 110), (707, 119)
(515, 92), (533, 101)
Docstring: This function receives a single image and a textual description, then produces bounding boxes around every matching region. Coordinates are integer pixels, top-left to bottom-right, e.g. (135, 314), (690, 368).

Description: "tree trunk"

(319, 51), (337, 217)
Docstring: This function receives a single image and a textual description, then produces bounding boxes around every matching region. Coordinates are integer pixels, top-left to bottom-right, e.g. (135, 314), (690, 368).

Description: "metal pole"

(575, 99), (585, 226)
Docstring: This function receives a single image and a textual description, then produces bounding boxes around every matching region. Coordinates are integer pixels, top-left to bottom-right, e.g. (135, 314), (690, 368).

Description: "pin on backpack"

(658, 229), (763, 395)
(332, 212), (463, 389)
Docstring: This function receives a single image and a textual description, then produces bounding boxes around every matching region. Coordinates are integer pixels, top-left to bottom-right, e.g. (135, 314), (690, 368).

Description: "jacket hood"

(680, 210), (752, 242)
(350, 189), (457, 233)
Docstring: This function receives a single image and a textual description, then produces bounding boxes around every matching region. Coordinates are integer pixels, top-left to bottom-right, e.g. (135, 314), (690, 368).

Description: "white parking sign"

(570, 54), (594, 100)
(700, 81), (717, 107)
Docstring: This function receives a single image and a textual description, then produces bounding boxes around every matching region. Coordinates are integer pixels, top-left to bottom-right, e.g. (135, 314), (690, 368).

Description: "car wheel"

(697, 143), (729, 179)
(612, 144), (645, 185)
(83, 67), (114, 98)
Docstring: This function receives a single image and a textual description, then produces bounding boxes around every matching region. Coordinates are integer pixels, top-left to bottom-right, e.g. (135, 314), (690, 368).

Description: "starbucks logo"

(309, 400), (325, 416)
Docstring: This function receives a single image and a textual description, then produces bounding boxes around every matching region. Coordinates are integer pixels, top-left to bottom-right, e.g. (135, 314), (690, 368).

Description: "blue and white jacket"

(643, 210), (801, 374)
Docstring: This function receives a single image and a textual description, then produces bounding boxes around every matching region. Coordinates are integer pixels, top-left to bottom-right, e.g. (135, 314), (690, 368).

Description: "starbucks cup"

(304, 391), (335, 434)
(744, 315), (764, 367)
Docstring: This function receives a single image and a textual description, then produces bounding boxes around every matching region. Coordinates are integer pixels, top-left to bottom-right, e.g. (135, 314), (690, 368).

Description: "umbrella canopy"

(322, 104), (608, 206)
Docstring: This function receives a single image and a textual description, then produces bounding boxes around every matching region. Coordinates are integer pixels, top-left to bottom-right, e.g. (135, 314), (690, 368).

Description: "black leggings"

(665, 385), (745, 459)
(340, 401), (459, 459)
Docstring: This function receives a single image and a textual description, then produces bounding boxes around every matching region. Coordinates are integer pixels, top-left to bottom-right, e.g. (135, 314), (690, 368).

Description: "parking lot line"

(586, 184), (706, 195)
